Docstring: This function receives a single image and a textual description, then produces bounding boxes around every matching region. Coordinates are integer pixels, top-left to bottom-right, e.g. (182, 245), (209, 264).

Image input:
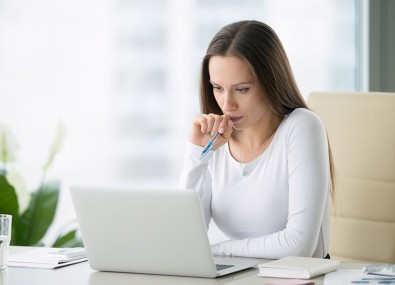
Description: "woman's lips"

(230, 116), (243, 123)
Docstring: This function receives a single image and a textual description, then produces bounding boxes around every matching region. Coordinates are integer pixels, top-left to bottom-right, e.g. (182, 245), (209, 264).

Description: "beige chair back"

(307, 92), (395, 263)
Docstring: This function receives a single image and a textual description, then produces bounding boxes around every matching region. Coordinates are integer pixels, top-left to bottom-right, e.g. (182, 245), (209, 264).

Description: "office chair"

(307, 92), (395, 263)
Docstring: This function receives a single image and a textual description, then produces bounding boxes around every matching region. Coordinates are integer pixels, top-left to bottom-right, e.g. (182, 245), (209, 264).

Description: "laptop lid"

(70, 186), (258, 278)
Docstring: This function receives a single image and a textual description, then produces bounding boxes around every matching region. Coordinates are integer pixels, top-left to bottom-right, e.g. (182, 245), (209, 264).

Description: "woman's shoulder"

(282, 108), (326, 132)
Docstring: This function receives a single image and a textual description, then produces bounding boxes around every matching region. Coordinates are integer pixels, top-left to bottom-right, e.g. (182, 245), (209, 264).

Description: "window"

(0, 0), (357, 243)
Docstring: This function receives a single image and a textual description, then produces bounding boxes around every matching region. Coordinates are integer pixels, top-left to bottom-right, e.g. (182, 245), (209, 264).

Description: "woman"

(179, 20), (334, 259)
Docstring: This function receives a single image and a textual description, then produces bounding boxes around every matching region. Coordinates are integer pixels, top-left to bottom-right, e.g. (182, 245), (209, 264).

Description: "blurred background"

(0, 0), (393, 244)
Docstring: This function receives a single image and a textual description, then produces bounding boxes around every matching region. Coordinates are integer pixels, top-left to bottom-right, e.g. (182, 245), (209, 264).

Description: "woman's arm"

(179, 141), (213, 228)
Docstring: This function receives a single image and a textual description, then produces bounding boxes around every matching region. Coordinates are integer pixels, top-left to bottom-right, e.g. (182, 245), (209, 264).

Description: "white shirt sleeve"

(178, 142), (213, 229)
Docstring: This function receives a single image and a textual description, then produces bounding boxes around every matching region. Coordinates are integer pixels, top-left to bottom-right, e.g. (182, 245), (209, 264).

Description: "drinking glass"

(0, 215), (12, 271)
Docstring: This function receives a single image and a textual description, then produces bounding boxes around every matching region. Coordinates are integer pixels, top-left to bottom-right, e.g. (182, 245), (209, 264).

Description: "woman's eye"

(236, 87), (250, 93)
(213, 86), (223, 92)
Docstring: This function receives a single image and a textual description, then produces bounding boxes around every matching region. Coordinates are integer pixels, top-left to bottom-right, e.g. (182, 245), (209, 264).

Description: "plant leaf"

(14, 181), (60, 246)
(5, 167), (30, 214)
(0, 123), (19, 164)
(0, 174), (19, 226)
(42, 121), (67, 172)
(52, 229), (84, 248)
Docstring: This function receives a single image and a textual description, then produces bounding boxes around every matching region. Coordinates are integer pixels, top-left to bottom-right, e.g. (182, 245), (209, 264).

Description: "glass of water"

(0, 215), (12, 271)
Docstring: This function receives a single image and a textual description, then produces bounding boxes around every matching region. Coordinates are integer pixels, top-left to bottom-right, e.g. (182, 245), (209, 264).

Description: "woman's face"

(208, 55), (271, 131)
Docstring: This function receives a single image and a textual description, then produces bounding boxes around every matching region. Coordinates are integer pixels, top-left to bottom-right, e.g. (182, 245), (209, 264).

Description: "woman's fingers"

(196, 114), (221, 134)
(191, 114), (215, 147)
(217, 113), (230, 134)
(190, 113), (233, 148)
(210, 114), (223, 136)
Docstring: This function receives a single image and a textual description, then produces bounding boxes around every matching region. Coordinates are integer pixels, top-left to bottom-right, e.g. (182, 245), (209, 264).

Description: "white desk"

(1, 247), (365, 285)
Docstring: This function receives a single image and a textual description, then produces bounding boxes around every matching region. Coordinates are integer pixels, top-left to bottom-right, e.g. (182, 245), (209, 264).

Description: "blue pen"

(200, 132), (221, 160)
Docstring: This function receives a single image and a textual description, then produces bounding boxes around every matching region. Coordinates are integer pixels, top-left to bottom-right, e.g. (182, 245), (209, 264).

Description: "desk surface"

(1, 247), (364, 285)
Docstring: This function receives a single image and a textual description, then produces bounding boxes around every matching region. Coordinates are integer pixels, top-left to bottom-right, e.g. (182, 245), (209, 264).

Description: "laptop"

(70, 185), (260, 278)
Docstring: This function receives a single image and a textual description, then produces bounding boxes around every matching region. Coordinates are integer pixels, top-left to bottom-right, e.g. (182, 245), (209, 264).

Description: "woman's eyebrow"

(233, 82), (253, 87)
(209, 80), (253, 86)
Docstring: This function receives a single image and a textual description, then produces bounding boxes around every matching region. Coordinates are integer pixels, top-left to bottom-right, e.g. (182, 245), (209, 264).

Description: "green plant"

(0, 122), (83, 247)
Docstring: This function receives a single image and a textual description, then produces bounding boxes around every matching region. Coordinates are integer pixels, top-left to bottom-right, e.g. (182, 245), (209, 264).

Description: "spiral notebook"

(258, 256), (340, 279)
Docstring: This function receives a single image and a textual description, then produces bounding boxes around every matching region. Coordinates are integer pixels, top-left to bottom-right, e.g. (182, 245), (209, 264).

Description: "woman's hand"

(189, 113), (233, 150)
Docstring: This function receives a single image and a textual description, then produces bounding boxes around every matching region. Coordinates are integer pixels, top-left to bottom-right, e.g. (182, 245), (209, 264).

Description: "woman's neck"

(232, 113), (283, 151)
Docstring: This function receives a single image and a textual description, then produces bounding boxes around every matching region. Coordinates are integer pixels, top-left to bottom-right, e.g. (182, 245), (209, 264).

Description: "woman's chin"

(231, 125), (245, 131)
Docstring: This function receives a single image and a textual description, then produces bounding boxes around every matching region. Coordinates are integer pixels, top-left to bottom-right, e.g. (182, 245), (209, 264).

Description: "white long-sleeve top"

(179, 108), (331, 259)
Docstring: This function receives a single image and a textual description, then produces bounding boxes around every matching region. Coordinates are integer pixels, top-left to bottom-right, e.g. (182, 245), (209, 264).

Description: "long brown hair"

(199, 20), (335, 199)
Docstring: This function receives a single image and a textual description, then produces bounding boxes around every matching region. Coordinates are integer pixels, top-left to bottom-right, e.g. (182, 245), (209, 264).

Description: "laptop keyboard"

(216, 264), (235, 271)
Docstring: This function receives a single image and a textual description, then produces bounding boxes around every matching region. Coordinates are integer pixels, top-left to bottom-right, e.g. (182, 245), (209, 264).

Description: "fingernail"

(219, 128), (224, 134)
(201, 129), (206, 133)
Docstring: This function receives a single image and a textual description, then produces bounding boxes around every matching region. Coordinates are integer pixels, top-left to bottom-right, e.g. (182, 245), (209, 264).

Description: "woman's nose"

(222, 92), (237, 111)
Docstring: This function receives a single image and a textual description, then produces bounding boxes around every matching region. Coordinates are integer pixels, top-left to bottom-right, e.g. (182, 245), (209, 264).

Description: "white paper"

(324, 269), (395, 285)
(8, 248), (87, 269)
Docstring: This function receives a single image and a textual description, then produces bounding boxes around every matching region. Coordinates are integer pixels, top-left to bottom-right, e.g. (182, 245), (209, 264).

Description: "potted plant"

(0, 122), (82, 247)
